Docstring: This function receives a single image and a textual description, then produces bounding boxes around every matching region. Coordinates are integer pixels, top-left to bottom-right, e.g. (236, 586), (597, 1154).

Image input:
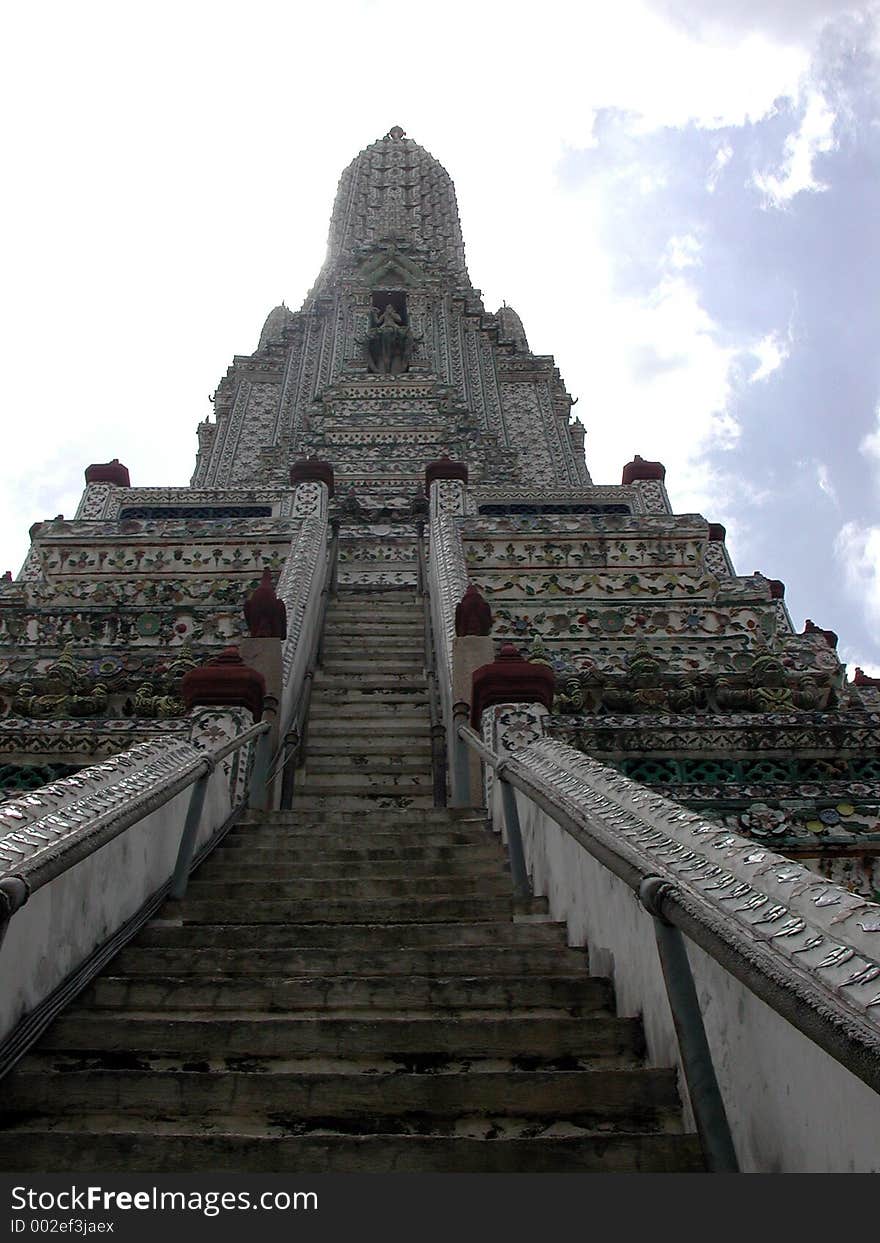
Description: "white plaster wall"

(0, 759), (233, 1045)
(510, 787), (880, 1173)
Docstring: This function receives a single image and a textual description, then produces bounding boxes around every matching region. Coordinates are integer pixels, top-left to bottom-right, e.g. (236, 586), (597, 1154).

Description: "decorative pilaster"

(73, 460), (131, 521)
(472, 643), (555, 807)
(182, 648), (265, 805)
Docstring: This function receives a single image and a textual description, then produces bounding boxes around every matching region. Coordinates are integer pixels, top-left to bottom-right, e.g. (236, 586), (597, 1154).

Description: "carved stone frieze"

(0, 717), (188, 761)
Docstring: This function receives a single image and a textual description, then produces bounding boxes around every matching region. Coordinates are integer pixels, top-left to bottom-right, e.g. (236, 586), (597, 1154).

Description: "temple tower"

(1, 127), (878, 898)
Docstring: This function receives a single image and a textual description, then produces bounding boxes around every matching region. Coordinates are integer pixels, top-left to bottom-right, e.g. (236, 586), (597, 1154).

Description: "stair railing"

(0, 719), (271, 951)
(457, 723), (529, 899)
(0, 718), (270, 1077)
(269, 516), (339, 809)
(457, 723), (880, 1172)
(457, 720), (739, 1171)
(415, 519), (448, 808)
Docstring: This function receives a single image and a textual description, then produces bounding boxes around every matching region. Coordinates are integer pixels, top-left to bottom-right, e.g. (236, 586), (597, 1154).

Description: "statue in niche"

(366, 301), (413, 375)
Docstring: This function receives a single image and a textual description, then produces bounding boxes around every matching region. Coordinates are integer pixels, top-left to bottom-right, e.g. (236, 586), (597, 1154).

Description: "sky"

(2, 0), (879, 674)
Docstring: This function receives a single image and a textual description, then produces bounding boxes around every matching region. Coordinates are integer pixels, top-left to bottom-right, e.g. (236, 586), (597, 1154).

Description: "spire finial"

(387, 125), (405, 140)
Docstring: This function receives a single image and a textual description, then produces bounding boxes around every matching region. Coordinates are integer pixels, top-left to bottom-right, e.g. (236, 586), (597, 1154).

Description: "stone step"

(172, 895), (543, 924)
(0, 1127), (704, 1174)
(225, 825), (488, 842)
(305, 739), (433, 757)
(294, 772), (432, 790)
(132, 921), (569, 952)
(322, 641), (425, 655)
(329, 589), (419, 597)
(109, 945), (586, 977)
(313, 673), (428, 689)
(309, 693), (429, 705)
(227, 823), (487, 841)
(320, 656), (424, 670)
(36, 1013), (643, 1060)
(322, 625), (423, 640)
(323, 626), (422, 636)
(326, 613), (422, 627)
(308, 691), (430, 708)
(182, 874), (511, 900)
(290, 787), (437, 807)
(5, 1062), (680, 1127)
(198, 855), (505, 880)
(220, 829), (494, 850)
(238, 807), (483, 825)
(287, 793), (439, 810)
(330, 591), (420, 601)
(304, 755), (431, 773)
(321, 657), (425, 669)
(328, 601), (421, 614)
(82, 974), (608, 1014)
(306, 719), (432, 737)
(231, 819), (487, 838)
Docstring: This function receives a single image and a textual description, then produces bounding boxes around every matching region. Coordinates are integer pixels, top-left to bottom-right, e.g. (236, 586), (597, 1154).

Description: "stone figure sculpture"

(367, 302), (413, 375)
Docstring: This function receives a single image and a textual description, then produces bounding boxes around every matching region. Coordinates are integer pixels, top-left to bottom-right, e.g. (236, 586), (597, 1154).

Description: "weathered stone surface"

(0, 582), (701, 1172)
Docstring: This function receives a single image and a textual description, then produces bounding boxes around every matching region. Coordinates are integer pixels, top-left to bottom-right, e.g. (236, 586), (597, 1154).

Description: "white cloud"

(664, 233), (703, 270)
(749, 331), (790, 382)
(860, 404), (880, 467)
(652, 0), (868, 46)
(0, 0), (852, 577)
(816, 461), (838, 503)
(707, 142), (733, 191)
(752, 91), (838, 207)
(835, 521), (880, 636)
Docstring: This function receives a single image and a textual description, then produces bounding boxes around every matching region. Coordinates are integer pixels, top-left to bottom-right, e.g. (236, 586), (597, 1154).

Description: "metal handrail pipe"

(210, 720), (271, 766)
(640, 877), (739, 1172)
(456, 723), (499, 770)
(456, 723), (528, 896)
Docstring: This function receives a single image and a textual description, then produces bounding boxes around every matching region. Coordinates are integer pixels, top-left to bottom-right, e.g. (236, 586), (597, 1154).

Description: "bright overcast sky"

(2, 0), (879, 673)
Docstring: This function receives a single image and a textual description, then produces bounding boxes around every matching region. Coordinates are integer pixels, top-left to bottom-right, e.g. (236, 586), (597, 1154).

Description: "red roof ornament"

(84, 459), (130, 487)
(803, 619), (838, 649)
(470, 643), (555, 727)
(290, 458), (334, 495)
(425, 456), (468, 489)
(455, 585), (492, 636)
(707, 523), (726, 542)
(854, 668), (880, 687)
(621, 455), (666, 485)
(181, 647), (265, 719)
(244, 568), (287, 639)
(767, 579), (785, 599)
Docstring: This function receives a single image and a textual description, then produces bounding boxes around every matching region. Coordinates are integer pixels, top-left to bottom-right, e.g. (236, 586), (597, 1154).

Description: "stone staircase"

(0, 587), (703, 1172)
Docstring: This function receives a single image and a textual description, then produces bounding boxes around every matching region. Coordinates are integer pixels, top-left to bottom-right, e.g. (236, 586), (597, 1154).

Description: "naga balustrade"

(426, 477), (468, 788)
(453, 723), (880, 1173)
(0, 717), (270, 1078)
(415, 520), (448, 808)
(270, 517), (339, 809)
